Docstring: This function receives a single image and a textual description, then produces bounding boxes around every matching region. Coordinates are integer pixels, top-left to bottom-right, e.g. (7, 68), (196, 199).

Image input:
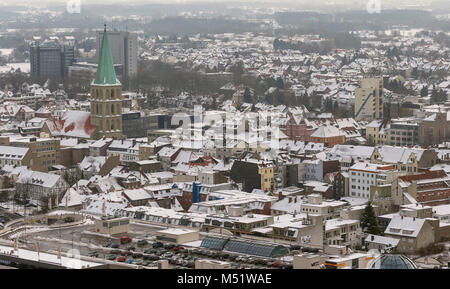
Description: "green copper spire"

(94, 25), (118, 85)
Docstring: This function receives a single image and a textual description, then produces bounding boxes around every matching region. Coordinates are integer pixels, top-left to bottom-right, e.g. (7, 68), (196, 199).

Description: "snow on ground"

(0, 49), (14, 57)
(47, 210), (84, 216)
(81, 230), (117, 240)
(0, 62), (30, 73)
(8, 226), (50, 240)
(0, 244), (102, 269)
(33, 236), (103, 250)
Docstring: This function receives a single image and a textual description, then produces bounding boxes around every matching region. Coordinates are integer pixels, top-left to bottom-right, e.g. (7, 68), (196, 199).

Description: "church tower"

(90, 25), (123, 139)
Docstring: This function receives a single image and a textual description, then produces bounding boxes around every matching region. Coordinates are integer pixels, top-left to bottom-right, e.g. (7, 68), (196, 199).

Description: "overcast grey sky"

(0, 0), (435, 10)
(0, 0), (434, 4)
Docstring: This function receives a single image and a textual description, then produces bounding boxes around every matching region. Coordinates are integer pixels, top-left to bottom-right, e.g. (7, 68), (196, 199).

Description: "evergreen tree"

(324, 97), (333, 113)
(431, 88), (447, 104)
(360, 202), (382, 235)
(420, 85), (428, 97)
(275, 77), (284, 89)
(332, 101), (339, 114)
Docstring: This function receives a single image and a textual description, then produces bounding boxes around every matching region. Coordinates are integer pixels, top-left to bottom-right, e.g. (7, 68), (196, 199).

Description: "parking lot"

(6, 220), (294, 269)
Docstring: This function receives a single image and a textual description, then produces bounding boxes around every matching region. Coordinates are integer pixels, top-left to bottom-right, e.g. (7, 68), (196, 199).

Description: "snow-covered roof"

(59, 187), (86, 207)
(310, 125), (344, 138)
(375, 146), (427, 164)
(122, 188), (152, 201)
(385, 215), (427, 238)
(46, 110), (96, 139)
(365, 234), (400, 247)
(17, 170), (62, 188)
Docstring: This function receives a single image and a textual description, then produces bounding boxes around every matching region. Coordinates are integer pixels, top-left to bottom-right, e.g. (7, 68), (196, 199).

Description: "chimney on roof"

(294, 197), (297, 203)
(278, 191), (283, 200)
(289, 197), (292, 203)
(413, 217), (416, 221)
(371, 235), (374, 241)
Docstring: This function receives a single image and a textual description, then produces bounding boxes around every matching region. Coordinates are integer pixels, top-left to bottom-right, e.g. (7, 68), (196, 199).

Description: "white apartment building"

(325, 218), (362, 248)
(106, 140), (140, 164)
(0, 146), (31, 167)
(348, 161), (397, 199)
(300, 194), (347, 220)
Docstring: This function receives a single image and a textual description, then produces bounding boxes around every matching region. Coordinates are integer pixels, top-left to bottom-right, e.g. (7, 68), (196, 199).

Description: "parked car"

(187, 261), (195, 268)
(120, 236), (132, 244)
(106, 254), (116, 260)
(132, 252), (143, 259)
(149, 254), (159, 261)
(116, 256), (127, 262)
(109, 243), (120, 249)
(87, 251), (98, 258)
(164, 243), (176, 250)
(152, 242), (164, 248)
(247, 257), (256, 264)
(162, 252), (173, 258)
(126, 245), (136, 251)
(169, 257), (178, 265)
(137, 239), (148, 247)
(290, 245), (301, 250)
(64, 217), (75, 223)
(110, 249), (121, 255)
(173, 246), (184, 251)
(121, 251), (132, 256)
(125, 259), (134, 264)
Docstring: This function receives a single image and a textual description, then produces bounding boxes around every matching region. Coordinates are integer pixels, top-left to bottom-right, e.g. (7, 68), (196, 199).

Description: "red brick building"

(309, 125), (346, 148)
(399, 170), (450, 206)
(280, 115), (310, 141)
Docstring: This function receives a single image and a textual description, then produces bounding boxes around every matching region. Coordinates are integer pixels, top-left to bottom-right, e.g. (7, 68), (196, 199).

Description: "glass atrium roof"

(369, 254), (417, 269)
(200, 236), (289, 258)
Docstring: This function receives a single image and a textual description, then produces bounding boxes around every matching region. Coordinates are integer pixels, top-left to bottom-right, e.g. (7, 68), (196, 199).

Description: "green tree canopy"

(361, 202), (382, 235)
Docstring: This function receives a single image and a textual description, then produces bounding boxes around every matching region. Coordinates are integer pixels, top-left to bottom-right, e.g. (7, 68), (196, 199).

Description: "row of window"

(351, 178), (375, 185)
